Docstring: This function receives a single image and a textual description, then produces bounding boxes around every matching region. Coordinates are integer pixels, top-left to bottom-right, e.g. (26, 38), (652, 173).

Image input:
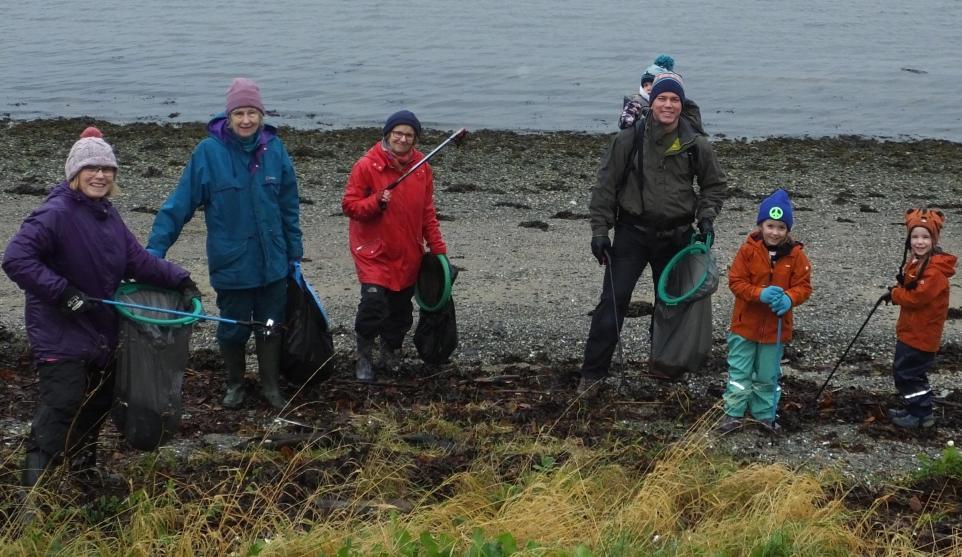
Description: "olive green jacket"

(589, 101), (727, 237)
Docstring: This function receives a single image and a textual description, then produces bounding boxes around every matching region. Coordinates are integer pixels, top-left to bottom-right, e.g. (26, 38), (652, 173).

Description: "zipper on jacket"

(763, 260), (776, 342)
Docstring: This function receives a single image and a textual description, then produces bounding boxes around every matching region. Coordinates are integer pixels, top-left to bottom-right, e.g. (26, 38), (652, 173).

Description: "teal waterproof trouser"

(722, 332), (783, 421)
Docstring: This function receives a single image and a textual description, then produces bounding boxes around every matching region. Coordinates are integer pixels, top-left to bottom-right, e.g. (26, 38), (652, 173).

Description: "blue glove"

(759, 286), (784, 305)
(772, 294), (792, 316)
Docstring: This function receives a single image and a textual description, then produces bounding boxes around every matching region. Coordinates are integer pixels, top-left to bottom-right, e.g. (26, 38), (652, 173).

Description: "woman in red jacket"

(342, 110), (447, 382)
(720, 189), (812, 434)
(882, 208), (956, 428)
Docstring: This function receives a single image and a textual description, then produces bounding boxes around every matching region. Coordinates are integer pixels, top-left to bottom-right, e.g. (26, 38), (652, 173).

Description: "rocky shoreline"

(2, 118), (962, 480)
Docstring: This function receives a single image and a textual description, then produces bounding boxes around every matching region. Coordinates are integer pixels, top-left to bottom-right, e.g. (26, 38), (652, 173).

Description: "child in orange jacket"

(883, 208), (957, 428)
(720, 189), (813, 433)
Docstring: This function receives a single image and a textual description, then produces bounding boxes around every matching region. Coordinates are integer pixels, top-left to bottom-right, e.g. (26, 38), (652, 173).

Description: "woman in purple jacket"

(2, 127), (200, 488)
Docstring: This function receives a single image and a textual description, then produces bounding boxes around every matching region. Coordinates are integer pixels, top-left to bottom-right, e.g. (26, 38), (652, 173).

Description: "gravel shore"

(2, 118), (962, 481)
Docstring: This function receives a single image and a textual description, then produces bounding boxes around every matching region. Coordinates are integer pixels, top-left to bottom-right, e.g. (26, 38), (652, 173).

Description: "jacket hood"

(206, 112), (278, 146)
(929, 251), (958, 279)
(681, 99), (706, 135)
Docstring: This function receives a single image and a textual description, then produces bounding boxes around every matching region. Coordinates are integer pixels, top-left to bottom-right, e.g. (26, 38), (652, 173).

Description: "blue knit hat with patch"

(383, 110), (422, 138)
(756, 189), (794, 230)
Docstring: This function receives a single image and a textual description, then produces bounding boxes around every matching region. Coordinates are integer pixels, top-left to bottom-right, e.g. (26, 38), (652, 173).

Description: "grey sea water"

(1, 0), (959, 140)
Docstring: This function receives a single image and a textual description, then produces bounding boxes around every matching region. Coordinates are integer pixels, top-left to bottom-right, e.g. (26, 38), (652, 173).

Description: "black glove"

(59, 286), (94, 315)
(591, 235), (612, 265)
(178, 277), (202, 308)
(696, 218), (714, 243)
(879, 286), (894, 305)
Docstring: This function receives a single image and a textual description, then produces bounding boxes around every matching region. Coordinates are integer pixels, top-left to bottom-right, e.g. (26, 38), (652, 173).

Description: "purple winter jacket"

(2, 182), (190, 367)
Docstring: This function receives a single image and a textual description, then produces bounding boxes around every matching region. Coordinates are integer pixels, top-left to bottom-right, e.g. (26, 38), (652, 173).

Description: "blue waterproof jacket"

(3, 183), (190, 367)
(147, 115), (304, 290)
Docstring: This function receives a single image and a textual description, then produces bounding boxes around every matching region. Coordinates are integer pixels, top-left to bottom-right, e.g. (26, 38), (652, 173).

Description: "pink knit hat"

(64, 127), (117, 180)
(225, 77), (265, 114)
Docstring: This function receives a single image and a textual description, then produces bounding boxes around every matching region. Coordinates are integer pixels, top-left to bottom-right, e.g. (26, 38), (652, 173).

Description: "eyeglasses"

(82, 166), (116, 176)
(390, 130), (416, 141)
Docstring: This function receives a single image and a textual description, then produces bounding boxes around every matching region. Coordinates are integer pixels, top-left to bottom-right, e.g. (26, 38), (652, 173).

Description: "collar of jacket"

(52, 181), (112, 220)
(207, 113), (278, 174)
(365, 140), (424, 174)
(647, 114), (701, 153)
(748, 230), (801, 255)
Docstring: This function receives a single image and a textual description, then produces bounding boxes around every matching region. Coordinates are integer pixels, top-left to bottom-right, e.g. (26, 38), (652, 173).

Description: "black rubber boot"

(220, 342), (247, 408)
(378, 343), (402, 373)
(355, 334), (376, 382)
(69, 444), (126, 492)
(256, 335), (287, 410)
(21, 450), (52, 488)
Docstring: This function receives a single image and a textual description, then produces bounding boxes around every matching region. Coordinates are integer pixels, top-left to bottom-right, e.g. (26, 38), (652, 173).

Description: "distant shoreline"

(2, 116), (959, 145)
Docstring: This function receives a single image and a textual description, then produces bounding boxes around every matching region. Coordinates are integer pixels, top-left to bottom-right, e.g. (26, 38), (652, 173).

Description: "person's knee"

(217, 323), (252, 346)
(356, 285), (389, 336)
(38, 362), (88, 412)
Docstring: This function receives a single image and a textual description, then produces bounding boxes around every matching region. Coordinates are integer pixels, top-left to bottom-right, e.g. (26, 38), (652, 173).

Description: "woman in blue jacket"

(3, 127), (198, 487)
(146, 78), (304, 410)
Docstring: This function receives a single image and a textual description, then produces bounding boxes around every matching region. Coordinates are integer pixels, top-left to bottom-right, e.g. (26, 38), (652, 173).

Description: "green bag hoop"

(657, 233), (713, 306)
(415, 254), (453, 312)
(113, 283), (202, 326)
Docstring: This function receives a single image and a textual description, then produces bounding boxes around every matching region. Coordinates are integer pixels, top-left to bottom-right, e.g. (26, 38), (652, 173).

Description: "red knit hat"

(904, 208), (944, 246)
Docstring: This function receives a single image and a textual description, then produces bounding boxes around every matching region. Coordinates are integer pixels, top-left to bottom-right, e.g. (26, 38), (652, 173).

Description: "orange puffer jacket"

(728, 232), (813, 344)
(892, 251), (957, 353)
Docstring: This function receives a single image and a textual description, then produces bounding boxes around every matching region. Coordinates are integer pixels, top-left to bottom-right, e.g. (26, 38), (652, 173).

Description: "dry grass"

(1, 408), (959, 556)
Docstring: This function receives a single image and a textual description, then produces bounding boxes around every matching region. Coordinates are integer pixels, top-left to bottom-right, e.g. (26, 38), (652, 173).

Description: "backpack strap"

(620, 113), (646, 189)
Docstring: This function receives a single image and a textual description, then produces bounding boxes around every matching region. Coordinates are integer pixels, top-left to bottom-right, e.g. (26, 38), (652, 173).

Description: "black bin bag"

(414, 254), (458, 364)
(281, 263), (334, 384)
(112, 283), (195, 450)
(650, 242), (719, 380)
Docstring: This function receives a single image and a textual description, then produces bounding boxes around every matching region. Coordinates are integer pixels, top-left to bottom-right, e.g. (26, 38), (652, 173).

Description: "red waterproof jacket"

(892, 251), (957, 352)
(342, 142), (446, 291)
(728, 231), (813, 344)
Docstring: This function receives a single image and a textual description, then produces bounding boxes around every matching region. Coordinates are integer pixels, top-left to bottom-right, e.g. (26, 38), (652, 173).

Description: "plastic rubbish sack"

(650, 247), (719, 379)
(112, 284), (194, 450)
(281, 263), (334, 384)
(414, 254), (458, 364)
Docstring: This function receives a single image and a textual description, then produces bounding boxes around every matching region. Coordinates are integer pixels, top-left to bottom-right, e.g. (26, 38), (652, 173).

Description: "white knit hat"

(64, 127), (117, 181)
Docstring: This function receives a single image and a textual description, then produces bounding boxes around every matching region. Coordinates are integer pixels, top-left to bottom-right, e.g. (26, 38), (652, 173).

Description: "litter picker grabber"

(385, 128), (468, 192)
(812, 295), (886, 407)
(604, 248), (628, 393)
(92, 297), (277, 333)
(767, 316), (783, 440)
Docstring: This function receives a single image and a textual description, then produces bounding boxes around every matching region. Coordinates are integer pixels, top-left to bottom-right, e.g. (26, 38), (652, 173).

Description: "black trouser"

(27, 359), (115, 463)
(581, 223), (692, 380)
(893, 340), (935, 417)
(354, 284), (415, 349)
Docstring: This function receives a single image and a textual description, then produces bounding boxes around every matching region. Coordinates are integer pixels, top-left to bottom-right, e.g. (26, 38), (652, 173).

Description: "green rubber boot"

(220, 342), (247, 408)
(256, 336), (287, 410)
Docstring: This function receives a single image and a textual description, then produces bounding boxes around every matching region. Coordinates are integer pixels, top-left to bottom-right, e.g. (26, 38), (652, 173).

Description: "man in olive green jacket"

(580, 72), (727, 393)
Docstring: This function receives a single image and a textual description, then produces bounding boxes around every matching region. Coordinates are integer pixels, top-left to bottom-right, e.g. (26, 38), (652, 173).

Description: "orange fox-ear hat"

(904, 208), (945, 246)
